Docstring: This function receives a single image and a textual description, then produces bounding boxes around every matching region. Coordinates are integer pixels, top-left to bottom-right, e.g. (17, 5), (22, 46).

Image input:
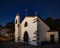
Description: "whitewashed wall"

(46, 31), (58, 42)
(15, 15), (20, 42)
(37, 17), (50, 42)
(21, 16), (37, 45)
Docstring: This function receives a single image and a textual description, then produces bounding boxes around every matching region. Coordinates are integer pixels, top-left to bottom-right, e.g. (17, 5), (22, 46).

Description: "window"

(16, 19), (17, 24)
(34, 32), (36, 34)
(33, 36), (36, 38)
(34, 31), (37, 34)
(33, 18), (37, 23)
(33, 20), (37, 23)
(24, 22), (28, 27)
(18, 24), (19, 27)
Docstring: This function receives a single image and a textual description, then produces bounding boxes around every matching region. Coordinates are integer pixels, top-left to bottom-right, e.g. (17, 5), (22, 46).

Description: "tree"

(45, 17), (60, 31)
(45, 17), (53, 30)
(4, 22), (15, 41)
(4, 22), (15, 33)
(0, 25), (3, 33)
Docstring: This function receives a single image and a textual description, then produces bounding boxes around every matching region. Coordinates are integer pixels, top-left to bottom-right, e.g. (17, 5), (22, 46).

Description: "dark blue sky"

(0, 0), (60, 26)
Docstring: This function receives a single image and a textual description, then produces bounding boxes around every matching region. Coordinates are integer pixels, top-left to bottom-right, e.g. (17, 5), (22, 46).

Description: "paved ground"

(0, 42), (60, 48)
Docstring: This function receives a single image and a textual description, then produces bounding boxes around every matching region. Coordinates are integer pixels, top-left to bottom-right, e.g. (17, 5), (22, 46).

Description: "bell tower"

(15, 12), (20, 42)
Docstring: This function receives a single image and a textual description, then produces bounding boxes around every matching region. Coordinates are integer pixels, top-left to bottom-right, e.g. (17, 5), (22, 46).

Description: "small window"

(33, 20), (37, 23)
(33, 36), (36, 38)
(18, 24), (19, 27)
(33, 18), (37, 23)
(24, 22), (28, 27)
(34, 32), (36, 34)
(16, 19), (17, 24)
(34, 31), (38, 34)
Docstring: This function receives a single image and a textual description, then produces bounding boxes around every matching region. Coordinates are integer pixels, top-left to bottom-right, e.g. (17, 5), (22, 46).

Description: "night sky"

(0, 0), (60, 26)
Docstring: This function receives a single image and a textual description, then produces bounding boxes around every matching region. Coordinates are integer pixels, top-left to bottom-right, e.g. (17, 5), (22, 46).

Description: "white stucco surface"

(46, 31), (58, 42)
(37, 17), (50, 42)
(15, 15), (20, 42)
(21, 16), (37, 45)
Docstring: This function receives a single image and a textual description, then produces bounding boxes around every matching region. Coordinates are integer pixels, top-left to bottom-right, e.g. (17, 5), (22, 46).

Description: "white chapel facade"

(15, 12), (58, 46)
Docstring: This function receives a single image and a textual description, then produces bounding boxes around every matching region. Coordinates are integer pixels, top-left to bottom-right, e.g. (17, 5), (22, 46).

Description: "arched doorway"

(23, 31), (29, 43)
